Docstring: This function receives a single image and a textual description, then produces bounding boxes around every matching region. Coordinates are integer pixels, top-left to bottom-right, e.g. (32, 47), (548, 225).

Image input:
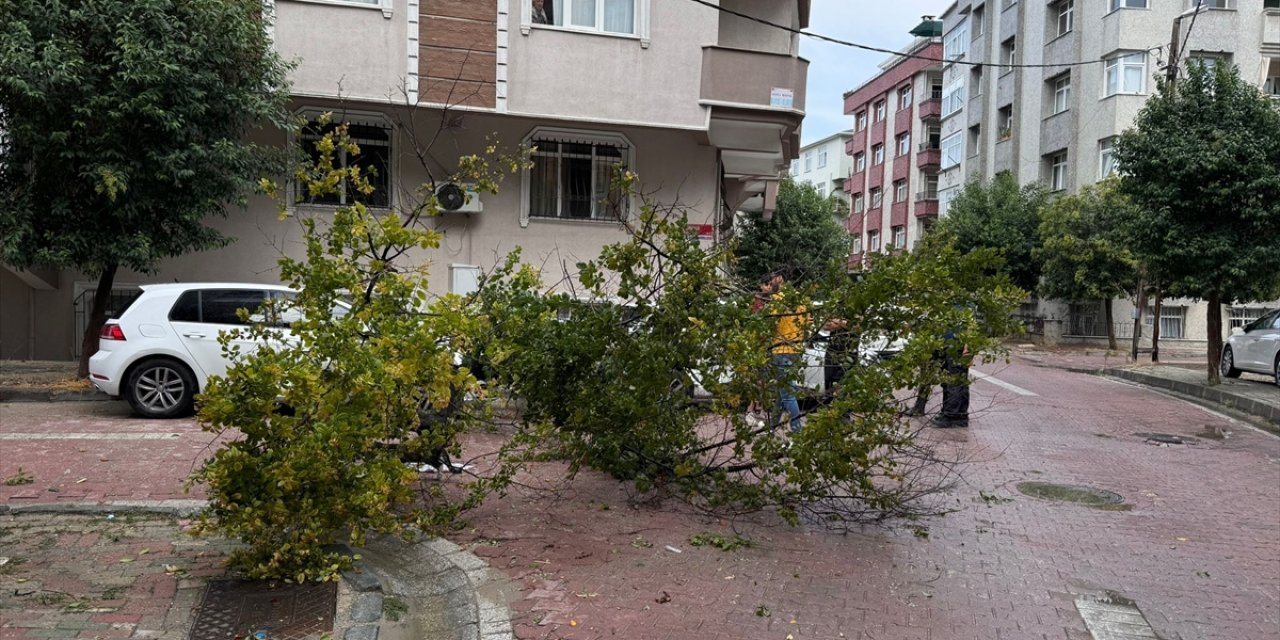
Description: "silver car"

(1221, 309), (1280, 386)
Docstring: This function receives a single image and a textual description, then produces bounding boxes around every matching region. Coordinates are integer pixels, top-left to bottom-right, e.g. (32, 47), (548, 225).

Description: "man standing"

(766, 272), (808, 433)
(931, 324), (970, 428)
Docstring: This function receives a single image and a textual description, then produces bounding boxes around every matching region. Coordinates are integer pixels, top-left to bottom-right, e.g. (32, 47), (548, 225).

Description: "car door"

(169, 289), (268, 379)
(1245, 311), (1280, 373)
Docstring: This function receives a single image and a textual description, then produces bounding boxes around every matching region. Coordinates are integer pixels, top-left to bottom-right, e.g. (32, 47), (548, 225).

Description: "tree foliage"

(1113, 62), (1280, 381)
(734, 176), (849, 285)
(935, 172), (1050, 293)
(0, 0), (293, 373)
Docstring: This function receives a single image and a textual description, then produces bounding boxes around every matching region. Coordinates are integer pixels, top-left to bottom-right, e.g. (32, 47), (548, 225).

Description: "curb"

(0, 388), (110, 402)
(0, 501), (512, 640)
(1101, 368), (1280, 430)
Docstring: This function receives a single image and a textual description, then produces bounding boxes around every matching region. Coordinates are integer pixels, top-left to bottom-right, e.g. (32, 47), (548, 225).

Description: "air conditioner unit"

(435, 182), (483, 213)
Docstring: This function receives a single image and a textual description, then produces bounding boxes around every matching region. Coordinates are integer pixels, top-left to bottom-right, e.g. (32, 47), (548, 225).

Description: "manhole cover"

(1135, 432), (1194, 445)
(1075, 591), (1161, 639)
(1016, 482), (1124, 508)
(189, 579), (336, 640)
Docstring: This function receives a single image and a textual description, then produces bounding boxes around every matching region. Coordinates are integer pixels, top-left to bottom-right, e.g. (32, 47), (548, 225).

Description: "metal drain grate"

(1075, 591), (1160, 639)
(1016, 482), (1126, 509)
(189, 579), (337, 640)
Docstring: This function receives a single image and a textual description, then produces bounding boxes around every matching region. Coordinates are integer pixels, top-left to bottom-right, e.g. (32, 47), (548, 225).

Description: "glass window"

(1052, 75), (1072, 114)
(529, 138), (628, 220)
(870, 187), (883, 208)
(199, 290), (269, 326)
(1099, 138), (1117, 177)
(941, 132), (963, 168)
(899, 85), (913, 110)
(998, 106), (1014, 140)
(817, 148), (828, 169)
(299, 120), (392, 207)
(1056, 0), (1074, 36)
(894, 180), (908, 203)
(1002, 37), (1016, 67)
(169, 291), (201, 323)
(872, 144), (884, 165)
(856, 111), (867, 131)
(1145, 305), (1186, 339)
(897, 133), (911, 156)
(855, 153), (866, 171)
(1105, 52), (1146, 96)
(534, 0), (636, 35)
(938, 187), (958, 215)
(942, 81), (965, 117)
(852, 193), (864, 213)
(1110, 0), (1147, 9)
(892, 226), (906, 249)
(804, 152), (812, 172)
(1049, 152), (1068, 190)
(972, 7), (984, 36)
(944, 20), (969, 59)
(868, 230), (881, 252)
(852, 235), (863, 254)
(874, 100), (886, 122)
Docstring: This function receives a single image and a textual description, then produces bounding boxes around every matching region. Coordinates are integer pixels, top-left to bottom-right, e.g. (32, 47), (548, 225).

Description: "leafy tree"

(734, 176), (849, 285)
(1113, 62), (1280, 383)
(0, 0), (292, 376)
(935, 172), (1050, 293)
(1035, 179), (1139, 350)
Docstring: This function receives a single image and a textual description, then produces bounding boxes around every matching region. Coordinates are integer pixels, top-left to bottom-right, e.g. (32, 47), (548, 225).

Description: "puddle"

(1016, 482), (1126, 510)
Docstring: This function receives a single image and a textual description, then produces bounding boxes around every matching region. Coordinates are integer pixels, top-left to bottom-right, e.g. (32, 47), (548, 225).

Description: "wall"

(274, 0), (410, 102)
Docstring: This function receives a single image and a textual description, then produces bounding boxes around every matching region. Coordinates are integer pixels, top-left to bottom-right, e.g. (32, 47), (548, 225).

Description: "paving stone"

(343, 625), (378, 640)
(350, 592), (384, 623)
(342, 564), (383, 593)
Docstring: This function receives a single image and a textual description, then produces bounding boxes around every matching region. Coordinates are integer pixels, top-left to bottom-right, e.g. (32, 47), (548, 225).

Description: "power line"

(1171, 1), (1204, 72)
(685, 0), (1160, 70)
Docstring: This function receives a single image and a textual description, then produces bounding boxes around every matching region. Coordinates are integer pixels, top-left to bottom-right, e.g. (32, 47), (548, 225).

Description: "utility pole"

(1167, 15), (1184, 84)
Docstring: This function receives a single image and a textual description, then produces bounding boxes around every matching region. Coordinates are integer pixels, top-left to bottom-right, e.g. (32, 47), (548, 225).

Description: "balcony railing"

(915, 190), (938, 202)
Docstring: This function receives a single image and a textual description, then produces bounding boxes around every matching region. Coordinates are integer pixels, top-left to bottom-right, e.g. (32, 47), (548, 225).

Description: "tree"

(935, 171), (1050, 293)
(0, 0), (293, 376)
(734, 176), (849, 285)
(1113, 62), (1280, 383)
(1035, 180), (1139, 350)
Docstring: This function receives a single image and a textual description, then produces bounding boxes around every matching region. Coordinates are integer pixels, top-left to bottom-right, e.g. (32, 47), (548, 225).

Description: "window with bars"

(1229, 307), (1276, 330)
(299, 120), (392, 207)
(1145, 305), (1186, 339)
(528, 139), (628, 220)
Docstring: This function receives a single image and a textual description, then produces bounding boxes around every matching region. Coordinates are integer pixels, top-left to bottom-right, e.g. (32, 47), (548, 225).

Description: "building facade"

(1, 0), (810, 361)
(933, 0), (1280, 347)
(790, 130), (853, 204)
(842, 38), (944, 261)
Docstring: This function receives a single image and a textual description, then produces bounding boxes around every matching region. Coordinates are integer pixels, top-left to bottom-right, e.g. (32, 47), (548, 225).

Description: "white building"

(790, 130), (853, 203)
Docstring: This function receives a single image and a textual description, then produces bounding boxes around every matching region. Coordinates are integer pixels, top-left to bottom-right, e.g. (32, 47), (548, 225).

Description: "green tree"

(0, 0), (293, 376)
(1035, 180), (1139, 350)
(935, 172), (1049, 293)
(734, 177), (849, 285)
(1113, 62), (1280, 383)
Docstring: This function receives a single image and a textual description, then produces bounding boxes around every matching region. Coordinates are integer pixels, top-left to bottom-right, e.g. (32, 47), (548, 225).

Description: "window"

(973, 6), (984, 36)
(1049, 151), (1068, 191)
(1052, 74), (1072, 114)
(528, 134), (630, 221)
(942, 81), (965, 117)
(874, 100), (887, 122)
(930, 80), (944, 100)
(1110, 0), (1147, 9)
(818, 148), (828, 169)
(852, 193), (864, 213)
(970, 66), (983, 95)
(1265, 75), (1280, 96)
(1099, 138), (1117, 177)
(872, 144), (884, 165)
(870, 187), (883, 208)
(532, 0), (637, 35)
(1145, 305), (1186, 339)
(1105, 52), (1146, 96)
(1056, 0), (1074, 37)
(855, 152), (866, 171)
(939, 187), (958, 215)
(852, 235), (863, 254)
(944, 20), (969, 59)
(998, 105), (1014, 140)
(921, 175), (939, 199)
(941, 132), (963, 168)
(1229, 307), (1277, 330)
(817, 183), (827, 197)
(856, 111), (868, 131)
(897, 133), (911, 157)
(868, 230), (881, 252)
(1266, 0), (1279, 8)
(899, 85), (913, 110)
(968, 124), (982, 156)
(1191, 0), (1231, 8)
(1001, 37), (1016, 68)
(789, 160), (799, 175)
(891, 226), (906, 249)
(299, 119), (392, 207)
(804, 152), (813, 172)
(893, 180), (907, 203)
(170, 290), (269, 326)
(1188, 54), (1229, 79)
(925, 125), (941, 149)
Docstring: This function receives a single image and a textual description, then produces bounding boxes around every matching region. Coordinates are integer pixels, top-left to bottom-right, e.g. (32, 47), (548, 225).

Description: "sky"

(799, 0), (951, 145)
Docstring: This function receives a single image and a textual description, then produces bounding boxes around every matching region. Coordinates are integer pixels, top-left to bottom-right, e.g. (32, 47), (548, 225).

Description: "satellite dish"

(436, 183), (466, 211)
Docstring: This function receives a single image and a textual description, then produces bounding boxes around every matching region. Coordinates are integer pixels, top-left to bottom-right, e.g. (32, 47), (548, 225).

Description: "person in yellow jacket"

(765, 272), (808, 432)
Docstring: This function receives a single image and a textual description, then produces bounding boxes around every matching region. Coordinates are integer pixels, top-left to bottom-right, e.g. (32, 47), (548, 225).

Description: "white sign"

(770, 88), (794, 108)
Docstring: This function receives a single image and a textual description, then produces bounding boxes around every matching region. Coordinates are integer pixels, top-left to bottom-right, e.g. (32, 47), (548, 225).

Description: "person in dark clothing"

(931, 325), (970, 428)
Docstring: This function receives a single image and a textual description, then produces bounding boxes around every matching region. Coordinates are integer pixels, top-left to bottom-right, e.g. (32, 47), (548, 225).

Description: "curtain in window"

(550, 0), (564, 25)
(571, 0), (595, 28)
(602, 0), (634, 33)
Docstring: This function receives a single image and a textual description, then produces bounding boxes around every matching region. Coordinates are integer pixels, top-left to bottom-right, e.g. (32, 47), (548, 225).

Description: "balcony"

(917, 98), (942, 120)
(845, 171), (866, 195)
(1265, 9), (1280, 49)
(702, 46), (808, 218)
(917, 143), (941, 170)
(915, 191), (939, 218)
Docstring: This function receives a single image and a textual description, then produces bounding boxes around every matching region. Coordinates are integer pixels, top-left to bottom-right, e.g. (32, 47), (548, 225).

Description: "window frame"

(817, 148), (828, 169)
(804, 151), (813, 172)
(523, 0), (647, 40)
(870, 187), (883, 208)
(868, 230), (881, 252)
(854, 152), (866, 171)
(872, 144), (885, 166)
(944, 20), (969, 60)
(874, 100), (887, 122)
(893, 180), (908, 203)
(1049, 151), (1068, 191)
(896, 132), (911, 157)
(519, 126), (636, 227)
(1110, 0), (1148, 10)
(851, 235), (863, 254)
(892, 225), (906, 249)
(1052, 74), (1072, 114)
(1099, 138), (1117, 177)
(941, 132), (963, 169)
(294, 109), (395, 209)
(899, 85), (914, 111)
(942, 81), (965, 118)
(856, 111), (868, 131)
(852, 193), (864, 213)
(1104, 51), (1146, 96)
(1056, 0), (1074, 37)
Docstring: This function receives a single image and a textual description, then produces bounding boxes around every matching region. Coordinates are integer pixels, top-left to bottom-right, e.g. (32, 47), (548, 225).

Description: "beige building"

(1, 0), (810, 361)
(789, 130), (853, 203)
(935, 0), (1280, 348)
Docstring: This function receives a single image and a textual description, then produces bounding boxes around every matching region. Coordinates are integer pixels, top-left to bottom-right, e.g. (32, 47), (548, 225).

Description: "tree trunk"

(1151, 291), (1162, 363)
(1104, 298), (1117, 351)
(1130, 278), (1146, 362)
(1206, 290), (1223, 385)
(77, 264), (118, 378)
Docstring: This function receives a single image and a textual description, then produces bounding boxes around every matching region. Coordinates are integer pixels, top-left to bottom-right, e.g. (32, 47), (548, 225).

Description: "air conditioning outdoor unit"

(435, 182), (483, 213)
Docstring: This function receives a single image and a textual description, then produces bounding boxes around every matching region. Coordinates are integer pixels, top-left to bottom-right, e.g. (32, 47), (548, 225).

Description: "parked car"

(1222, 309), (1280, 386)
(88, 283), (304, 418)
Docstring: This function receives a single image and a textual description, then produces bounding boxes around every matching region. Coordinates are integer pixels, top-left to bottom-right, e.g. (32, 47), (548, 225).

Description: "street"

(1, 357), (1278, 640)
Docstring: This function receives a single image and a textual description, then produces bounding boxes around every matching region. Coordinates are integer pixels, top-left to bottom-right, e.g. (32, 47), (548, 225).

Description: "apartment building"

(842, 37), (944, 261)
(936, 0), (1280, 347)
(1, 0), (811, 361)
(790, 130), (853, 204)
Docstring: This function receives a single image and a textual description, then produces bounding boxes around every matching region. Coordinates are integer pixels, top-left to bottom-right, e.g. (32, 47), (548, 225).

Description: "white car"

(1222, 309), (1280, 386)
(690, 331), (906, 400)
(89, 283), (299, 418)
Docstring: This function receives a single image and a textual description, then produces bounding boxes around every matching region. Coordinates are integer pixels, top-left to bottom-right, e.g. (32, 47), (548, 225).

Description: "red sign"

(688, 224), (714, 240)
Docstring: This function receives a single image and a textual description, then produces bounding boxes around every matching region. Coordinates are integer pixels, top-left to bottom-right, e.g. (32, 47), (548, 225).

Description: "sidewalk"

(1009, 344), (1279, 427)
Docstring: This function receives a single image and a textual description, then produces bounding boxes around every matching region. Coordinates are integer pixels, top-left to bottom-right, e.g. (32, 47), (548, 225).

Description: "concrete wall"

(717, 0), (798, 55)
(274, 0), (410, 102)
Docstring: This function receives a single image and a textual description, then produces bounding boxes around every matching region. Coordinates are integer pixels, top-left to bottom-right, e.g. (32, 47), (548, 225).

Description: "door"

(1242, 311), (1280, 372)
(169, 289), (268, 380)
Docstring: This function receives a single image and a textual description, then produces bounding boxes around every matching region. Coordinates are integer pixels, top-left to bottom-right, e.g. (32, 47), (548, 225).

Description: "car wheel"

(1220, 346), (1242, 379)
(125, 358), (197, 419)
